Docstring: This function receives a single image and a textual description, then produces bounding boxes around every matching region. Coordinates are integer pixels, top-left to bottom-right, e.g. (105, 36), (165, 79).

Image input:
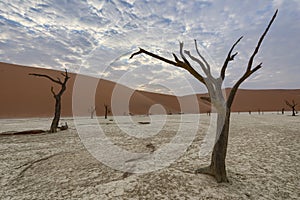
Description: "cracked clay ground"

(0, 113), (299, 199)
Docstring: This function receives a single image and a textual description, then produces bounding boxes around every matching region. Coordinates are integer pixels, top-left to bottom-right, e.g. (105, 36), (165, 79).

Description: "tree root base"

(195, 166), (229, 183)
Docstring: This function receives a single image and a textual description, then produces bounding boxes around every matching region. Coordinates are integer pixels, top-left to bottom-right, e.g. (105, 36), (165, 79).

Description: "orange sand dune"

(227, 88), (300, 112)
(0, 62), (299, 118)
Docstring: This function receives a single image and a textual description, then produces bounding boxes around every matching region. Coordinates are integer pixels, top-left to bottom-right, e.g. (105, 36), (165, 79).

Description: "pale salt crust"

(0, 113), (299, 199)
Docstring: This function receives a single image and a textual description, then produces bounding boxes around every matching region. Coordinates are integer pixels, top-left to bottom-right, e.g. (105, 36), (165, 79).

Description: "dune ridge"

(0, 62), (299, 118)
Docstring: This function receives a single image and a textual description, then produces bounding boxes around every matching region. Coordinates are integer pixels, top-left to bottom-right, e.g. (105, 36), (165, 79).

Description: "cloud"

(0, 0), (299, 95)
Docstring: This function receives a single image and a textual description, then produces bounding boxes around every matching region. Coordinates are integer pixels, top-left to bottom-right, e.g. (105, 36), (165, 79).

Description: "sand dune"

(0, 62), (299, 199)
(0, 62), (299, 118)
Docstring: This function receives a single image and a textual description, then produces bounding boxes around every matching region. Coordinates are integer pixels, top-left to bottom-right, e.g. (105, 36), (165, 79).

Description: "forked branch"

(50, 86), (56, 96)
(227, 10), (278, 108)
(194, 39), (211, 73)
(130, 48), (178, 66)
(28, 73), (61, 84)
(29, 69), (70, 86)
(130, 47), (206, 85)
(285, 100), (297, 107)
(247, 9), (278, 71)
(184, 50), (210, 77)
(29, 69), (70, 96)
(220, 36), (243, 80)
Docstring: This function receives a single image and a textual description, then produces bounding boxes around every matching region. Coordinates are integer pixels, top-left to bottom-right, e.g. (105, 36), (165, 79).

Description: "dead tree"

(29, 69), (70, 133)
(285, 100), (297, 116)
(104, 104), (110, 119)
(130, 10), (277, 182)
(89, 106), (96, 119)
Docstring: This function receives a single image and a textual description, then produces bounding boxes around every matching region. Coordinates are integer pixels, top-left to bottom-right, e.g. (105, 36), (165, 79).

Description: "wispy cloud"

(0, 0), (299, 95)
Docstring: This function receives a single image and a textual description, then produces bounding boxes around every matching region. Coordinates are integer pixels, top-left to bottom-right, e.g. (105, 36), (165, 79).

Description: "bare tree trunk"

(196, 109), (230, 182)
(292, 107), (296, 116)
(104, 105), (109, 119)
(50, 96), (61, 133)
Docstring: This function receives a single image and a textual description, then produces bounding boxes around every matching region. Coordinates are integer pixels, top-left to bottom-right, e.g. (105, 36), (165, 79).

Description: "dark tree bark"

(130, 10), (277, 182)
(29, 69), (70, 133)
(285, 100), (297, 116)
(104, 104), (110, 119)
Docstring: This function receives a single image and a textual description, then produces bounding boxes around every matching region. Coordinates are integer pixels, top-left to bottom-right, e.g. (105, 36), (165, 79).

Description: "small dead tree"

(285, 100), (297, 116)
(29, 69), (70, 133)
(130, 10), (277, 182)
(89, 106), (96, 119)
(104, 104), (110, 119)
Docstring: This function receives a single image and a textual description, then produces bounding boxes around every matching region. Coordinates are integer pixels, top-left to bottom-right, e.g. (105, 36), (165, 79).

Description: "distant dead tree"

(130, 10), (277, 182)
(205, 108), (211, 116)
(285, 100), (297, 116)
(89, 106), (96, 119)
(104, 104), (110, 119)
(29, 69), (70, 133)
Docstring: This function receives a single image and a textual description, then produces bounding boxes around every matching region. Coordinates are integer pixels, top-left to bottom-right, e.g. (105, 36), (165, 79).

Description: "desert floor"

(0, 113), (299, 199)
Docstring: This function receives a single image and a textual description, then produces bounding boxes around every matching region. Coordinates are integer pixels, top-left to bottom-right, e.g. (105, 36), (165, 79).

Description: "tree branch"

(130, 48), (177, 66)
(285, 100), (296, 108)
(227, 10), (277, 108)
(62, 69), (70, 84)
(30, 69), (69, 97)
(285, 100), (291, 107)
(29, 73), (62, 85)
(172, 53), (181, 63)
(179, 41), (192, 68)
(247, 9), (278, 71)
(130, 47), (206, 85)
(220, 36), (243, 80)
(184, 50), (209, 77)
(57, 77), (62, 84)
(29, 69), (69, 85)
(50, 86), (56, 96)
(194, 39), (211, 72)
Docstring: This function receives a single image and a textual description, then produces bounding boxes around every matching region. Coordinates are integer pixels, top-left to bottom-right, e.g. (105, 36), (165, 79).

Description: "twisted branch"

(130, 47), (206, 85)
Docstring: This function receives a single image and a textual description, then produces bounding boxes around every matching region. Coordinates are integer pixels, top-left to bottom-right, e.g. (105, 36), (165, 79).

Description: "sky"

(0, 0), (299, 95)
